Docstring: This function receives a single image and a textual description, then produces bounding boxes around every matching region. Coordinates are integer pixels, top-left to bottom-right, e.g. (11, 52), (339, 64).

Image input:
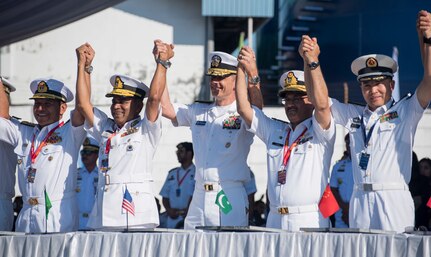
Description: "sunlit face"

(33, 99), (66, 127)
(281, 92), (314, 126)
(360, 77), (394, 111)
(110, 96), (143, 128)
(210, 74), (236, 102)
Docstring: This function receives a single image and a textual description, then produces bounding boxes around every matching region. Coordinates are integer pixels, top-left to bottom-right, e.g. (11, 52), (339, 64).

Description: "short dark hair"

(177, 142), (193, 158)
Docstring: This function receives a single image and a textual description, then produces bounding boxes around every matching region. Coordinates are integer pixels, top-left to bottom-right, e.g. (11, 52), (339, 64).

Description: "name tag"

(271, 142), (284, 147)
(195, 121), (206, 126)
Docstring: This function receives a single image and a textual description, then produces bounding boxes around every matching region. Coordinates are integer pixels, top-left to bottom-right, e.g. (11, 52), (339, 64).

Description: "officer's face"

(81, 151), (98, 167)
(210, 75), (236, 102)
(33, 99), (67, 127)
(110, 96), (143, 128)
(419, 160), (431, 177)
(282, 92), (314, 127)
(360, 78), (394, 111)
(176, 146), (187, 162)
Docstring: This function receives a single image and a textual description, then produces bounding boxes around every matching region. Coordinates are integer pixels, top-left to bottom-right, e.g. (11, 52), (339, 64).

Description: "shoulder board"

(20, 120), (36, 127)
(347, 101), (366, 107)
(168, 167), (179, 173)
(77, 167), (82, 171)
(194, 100), (214, 104)
(11, 116), (21, 120)
(108, 118), (114, 123)
(271, 117), (289, 124)
(64, 119), (70, 125)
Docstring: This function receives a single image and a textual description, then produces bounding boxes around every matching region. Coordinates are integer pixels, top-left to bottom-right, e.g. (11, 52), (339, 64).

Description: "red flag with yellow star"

(318, 185), (340, 218)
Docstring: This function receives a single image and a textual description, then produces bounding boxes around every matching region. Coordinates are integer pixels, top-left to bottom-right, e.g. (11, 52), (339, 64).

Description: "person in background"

(160, 142), (195, 229)
(415, 158), (431, 229)
(330, 134), (354, 228)
(0, 77), (18, 232)
(76, 136), (99, 230)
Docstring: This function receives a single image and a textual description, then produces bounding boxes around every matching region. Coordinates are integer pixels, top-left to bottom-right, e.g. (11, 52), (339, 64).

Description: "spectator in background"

(244, 168), (258, 225)
(330, 134), (354, 228)
(76, 137), (99, 230)
(160, 142), (195, 229)
(415, 158), (431, 229)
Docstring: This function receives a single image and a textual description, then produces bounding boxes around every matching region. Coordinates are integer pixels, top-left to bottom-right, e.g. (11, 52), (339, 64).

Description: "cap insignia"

(114, 76), (124, 89)
(285, 72), (298, 87)
(37, 81), (48, 93)
(211, 55), (222, 68)
(366, 57), (378, 68)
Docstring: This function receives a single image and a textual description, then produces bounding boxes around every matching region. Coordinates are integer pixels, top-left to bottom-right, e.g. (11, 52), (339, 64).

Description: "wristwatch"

(423, 36), (431, 45)
(156, 58), (172, 69)
(248, 75), (261, 84)
(308, 61), (320, 70)
(84, 65), (93, 74)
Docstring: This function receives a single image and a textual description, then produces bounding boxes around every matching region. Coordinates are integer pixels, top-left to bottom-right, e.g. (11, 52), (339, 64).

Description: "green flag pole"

(239, 32), (245, 50)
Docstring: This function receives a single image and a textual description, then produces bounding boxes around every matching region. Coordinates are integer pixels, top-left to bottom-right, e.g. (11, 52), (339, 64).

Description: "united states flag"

(122, 188), (135, 216)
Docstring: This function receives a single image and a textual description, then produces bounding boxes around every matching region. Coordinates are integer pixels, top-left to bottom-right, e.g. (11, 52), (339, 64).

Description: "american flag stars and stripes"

(122, 188), (135, 216)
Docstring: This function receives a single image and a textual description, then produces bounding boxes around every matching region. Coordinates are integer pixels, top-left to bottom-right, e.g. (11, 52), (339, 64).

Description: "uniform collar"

(114, 116), (141, 132)
(364, 98), (394, 116)
(210, 101), (237, 118)
(288, 117), (312, 132)
(35, 119), (63, 134)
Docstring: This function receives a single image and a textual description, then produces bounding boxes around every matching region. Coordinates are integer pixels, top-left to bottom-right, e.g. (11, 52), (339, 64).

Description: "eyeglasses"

(281, 96), (308, 105)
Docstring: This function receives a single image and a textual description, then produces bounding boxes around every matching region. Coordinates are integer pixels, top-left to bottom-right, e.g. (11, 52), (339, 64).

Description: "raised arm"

(416, 10), (431, 108)
(299, 35), (331, 130)
(235, 53), (253, 127)
(74, 43), (95, 127)
(146, 39), (174, 122)
(0, 80), (10, 118)
(238, 46), (263, 110)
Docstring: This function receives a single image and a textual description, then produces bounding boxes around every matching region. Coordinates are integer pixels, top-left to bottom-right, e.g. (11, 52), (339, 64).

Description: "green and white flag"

(215, 190), (232, 214)
(44, 189), (52, 220)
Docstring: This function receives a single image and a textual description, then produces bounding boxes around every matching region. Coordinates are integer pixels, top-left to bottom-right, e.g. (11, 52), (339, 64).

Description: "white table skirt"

(0, 231), (430, 257)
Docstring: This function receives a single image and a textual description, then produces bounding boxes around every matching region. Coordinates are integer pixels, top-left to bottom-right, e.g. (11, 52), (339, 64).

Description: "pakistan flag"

(215, 190), (232, 214)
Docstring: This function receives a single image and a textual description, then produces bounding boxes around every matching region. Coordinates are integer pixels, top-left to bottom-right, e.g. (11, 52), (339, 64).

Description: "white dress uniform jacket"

(76, 166), (98, 230)
(330, 93), (426, 232)
(0, 117), (86, 233)
(0, 117), (19, 231)
(248, 107), (335, 231)
(160, 164), (195, 228)
(86, 108), (162, 229)
(174, 101), (253, 229)
(329, 158), (354, 228)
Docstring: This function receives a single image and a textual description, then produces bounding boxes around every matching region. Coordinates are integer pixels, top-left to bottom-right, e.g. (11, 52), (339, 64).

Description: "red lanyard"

(30, 121), (64, 164)
(177, 168), (190, 187)
(281, 127), (308, 167)
(104, 132), (117, 155)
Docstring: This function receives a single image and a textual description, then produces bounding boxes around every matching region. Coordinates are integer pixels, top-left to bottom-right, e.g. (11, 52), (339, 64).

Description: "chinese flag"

(427, 197), (431, 209)
(318, 185), (340, 218)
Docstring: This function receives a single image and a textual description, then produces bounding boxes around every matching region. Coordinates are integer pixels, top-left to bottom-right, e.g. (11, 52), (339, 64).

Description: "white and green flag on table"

(215, 190), (232, 214)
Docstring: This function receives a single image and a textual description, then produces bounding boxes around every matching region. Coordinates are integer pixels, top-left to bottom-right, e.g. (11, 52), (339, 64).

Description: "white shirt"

(330, 95), (424, 186)
(329, 158), (354, 203)
(174, 101), (253, 183)
(248, 107), (335, 208)
(160, 164), (196, 209)
(0, 116), (86, 233)
(86, 107), (162, 229)
(76, 166), (98, 230)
